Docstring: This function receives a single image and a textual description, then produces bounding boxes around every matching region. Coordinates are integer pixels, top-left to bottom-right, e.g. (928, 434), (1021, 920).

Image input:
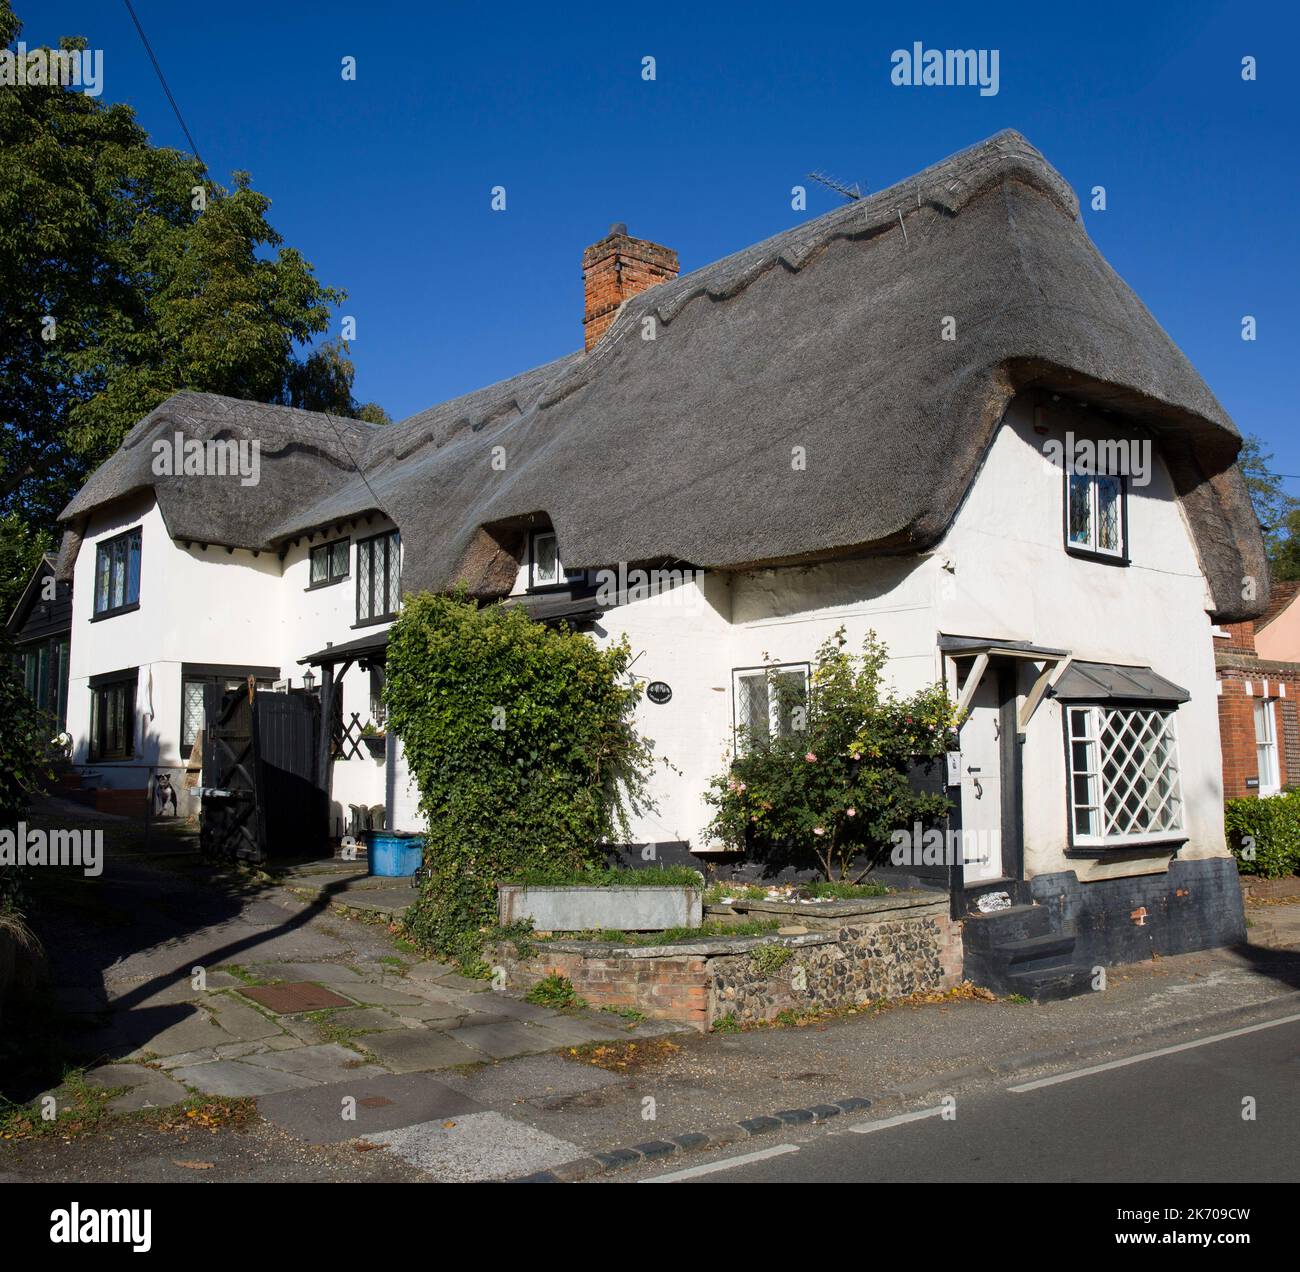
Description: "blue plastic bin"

(366, 830), (425, 878)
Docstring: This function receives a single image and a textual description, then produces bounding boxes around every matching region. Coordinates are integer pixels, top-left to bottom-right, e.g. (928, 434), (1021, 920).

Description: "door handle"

(967, 765), (983, 799)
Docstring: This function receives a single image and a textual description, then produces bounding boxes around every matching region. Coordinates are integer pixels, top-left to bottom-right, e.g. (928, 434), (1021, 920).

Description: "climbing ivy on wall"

(385, 593), (656, 966)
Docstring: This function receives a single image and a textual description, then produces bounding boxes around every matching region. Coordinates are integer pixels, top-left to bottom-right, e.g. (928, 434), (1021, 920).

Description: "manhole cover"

(240, 982), (355, 1014)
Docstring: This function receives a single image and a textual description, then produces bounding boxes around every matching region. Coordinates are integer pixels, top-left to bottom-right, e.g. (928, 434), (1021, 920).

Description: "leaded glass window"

(733, 664), (810, 754)
(357, 531), (400, 623)
(1065, 469), (1125, 559)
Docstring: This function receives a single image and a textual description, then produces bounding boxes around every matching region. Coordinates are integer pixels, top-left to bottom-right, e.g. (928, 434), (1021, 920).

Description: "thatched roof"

(58, 130), (1267, 621)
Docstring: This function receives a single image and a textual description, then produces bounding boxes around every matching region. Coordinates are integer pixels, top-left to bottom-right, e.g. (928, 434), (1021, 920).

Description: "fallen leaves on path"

(570, 1038), (682, 1072)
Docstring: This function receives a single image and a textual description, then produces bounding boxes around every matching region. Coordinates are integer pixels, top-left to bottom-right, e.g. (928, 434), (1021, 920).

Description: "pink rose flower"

(805, 752), (817, 762)
(813, 827), (825, 836)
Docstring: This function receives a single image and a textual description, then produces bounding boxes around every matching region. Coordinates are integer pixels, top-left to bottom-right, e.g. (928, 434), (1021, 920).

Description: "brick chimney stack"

(581, 223), (679, 351)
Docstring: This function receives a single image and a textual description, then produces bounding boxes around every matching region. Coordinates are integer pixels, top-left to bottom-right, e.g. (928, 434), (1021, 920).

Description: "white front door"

(960, 675), (1004, 884)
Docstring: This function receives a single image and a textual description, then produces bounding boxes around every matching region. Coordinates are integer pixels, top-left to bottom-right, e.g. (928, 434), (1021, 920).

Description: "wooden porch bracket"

(955, 652), (990, 720)
(1018, 654), (1073, 732)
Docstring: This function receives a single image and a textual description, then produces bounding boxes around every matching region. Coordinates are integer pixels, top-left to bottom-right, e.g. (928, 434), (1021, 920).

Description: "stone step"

(962, 903), (1051, 947)
(1006, 963), (1095, 1003)
(281, 858), (370, 879)
(992, 933), (1078, 973)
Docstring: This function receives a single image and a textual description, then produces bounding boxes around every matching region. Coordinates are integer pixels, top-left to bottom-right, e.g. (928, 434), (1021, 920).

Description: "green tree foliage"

(1237, 435), (1300, 579)
(705, 629), (957, 881)
(0, 629), (54, 911)
(385, 594), (656, 965)
(0, 2), (386, 613)
(1266, 507), (1300, 584)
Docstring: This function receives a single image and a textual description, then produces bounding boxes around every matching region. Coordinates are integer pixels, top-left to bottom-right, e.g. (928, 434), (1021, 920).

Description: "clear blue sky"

(23, 2), (1300, 481)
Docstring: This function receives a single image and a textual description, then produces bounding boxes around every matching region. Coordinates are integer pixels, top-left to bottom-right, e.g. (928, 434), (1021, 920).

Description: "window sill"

(1065, 545), (1129, 568)
(306, 576), (350, 592)
(1066, 836), (1187, 859)
(351, 614), (396, 630)
(90, 602), (141, 622)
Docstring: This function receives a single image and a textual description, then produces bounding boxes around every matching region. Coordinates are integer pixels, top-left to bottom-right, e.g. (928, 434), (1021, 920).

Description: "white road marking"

(1008, 1011), (1300, 1093)
(640, 1143), (800, 1182)
(846, 1105), (948, 1134)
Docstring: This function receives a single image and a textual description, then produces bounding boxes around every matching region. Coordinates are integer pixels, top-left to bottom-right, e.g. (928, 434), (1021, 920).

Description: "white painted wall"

(70, 394), (1227, 883)
(68, 496), (395, 827)
(575, 394), (1227, 883)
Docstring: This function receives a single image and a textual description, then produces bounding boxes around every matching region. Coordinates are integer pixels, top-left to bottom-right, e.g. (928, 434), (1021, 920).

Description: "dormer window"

(309, 537), (350, 589)
(356, 529), (400, 625)
(529, 530), (567, 589)
(1066, 469), (1126, 561)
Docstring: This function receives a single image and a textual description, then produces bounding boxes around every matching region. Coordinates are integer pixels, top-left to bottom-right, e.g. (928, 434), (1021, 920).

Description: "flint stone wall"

(487, 891), (961, 1032)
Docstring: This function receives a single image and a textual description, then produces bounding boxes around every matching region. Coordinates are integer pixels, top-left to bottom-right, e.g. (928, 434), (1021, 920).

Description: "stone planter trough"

(497, 883), (702, 932)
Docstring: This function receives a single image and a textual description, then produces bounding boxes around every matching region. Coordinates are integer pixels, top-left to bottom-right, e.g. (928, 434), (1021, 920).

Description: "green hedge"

(385, 593), (655, 967)
(1225, 793), (1300, 879)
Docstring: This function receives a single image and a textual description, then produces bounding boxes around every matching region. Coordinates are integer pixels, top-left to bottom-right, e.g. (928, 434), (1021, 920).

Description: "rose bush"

(705, 628), (958, 881)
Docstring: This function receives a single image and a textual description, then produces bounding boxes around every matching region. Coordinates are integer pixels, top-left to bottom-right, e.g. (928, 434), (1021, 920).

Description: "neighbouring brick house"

(1216, 581), (1300, 798)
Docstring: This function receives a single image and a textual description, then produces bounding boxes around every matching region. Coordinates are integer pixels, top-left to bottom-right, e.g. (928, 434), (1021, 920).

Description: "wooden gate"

(200, 684), (326, 862)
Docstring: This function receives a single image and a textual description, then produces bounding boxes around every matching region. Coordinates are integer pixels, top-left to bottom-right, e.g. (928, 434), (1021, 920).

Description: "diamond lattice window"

(182, 679), (207, 750)
(733, 665), (809, 754)
(1067, 705), (1184, 845)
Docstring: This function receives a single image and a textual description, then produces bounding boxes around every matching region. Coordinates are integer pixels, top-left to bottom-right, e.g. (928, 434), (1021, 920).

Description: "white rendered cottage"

(58, 132), (1266, 988)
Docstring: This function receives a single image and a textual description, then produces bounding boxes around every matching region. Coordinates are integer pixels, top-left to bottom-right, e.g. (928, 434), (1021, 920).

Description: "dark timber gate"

(200, 684), (326, 863)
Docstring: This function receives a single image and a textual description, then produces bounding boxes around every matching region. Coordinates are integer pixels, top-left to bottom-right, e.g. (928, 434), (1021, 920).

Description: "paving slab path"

(15, 810), (649, 1123)
(14, 807), (1298, 1184)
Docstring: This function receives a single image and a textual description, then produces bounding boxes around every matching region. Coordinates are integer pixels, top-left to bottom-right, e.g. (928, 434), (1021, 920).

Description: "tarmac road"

(628, 1011), (1300, 1185)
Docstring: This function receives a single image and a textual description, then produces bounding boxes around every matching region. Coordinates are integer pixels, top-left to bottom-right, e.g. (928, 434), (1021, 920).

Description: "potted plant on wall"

(359, 719), (387, 758)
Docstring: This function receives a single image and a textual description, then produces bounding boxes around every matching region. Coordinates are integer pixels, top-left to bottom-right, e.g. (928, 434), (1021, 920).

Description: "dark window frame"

(307, 536), (351, 590)
(88, 668), (139, 761)
(354, 529), (401, 628)
(91, 526), (143, 619)
(1062, 466), (1130, 567)
(16, 636), (70, 727)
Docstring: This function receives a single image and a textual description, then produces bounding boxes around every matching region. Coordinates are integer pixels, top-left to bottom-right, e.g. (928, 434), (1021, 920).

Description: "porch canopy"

(1049, 660), (1190, 704)
(300, 630), (388, 670)
(940, 635), (1191, 731)
(298, 632), (389, 787)
(939, 634), (1073, 729)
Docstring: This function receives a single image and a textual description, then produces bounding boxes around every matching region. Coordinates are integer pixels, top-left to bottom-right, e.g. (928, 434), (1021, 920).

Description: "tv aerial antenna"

(806, 170), (863, 202)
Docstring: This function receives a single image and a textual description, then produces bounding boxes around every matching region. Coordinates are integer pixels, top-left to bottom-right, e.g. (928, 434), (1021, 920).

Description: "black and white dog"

(154, 773), (178, 817)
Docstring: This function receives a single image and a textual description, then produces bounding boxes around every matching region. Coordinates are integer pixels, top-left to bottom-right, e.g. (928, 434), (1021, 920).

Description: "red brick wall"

(581, 229), (679, 350)
(1218, 670), (1293, 798)
(498, 948), (710, 1030)
(1218, 621), (1257, 654)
